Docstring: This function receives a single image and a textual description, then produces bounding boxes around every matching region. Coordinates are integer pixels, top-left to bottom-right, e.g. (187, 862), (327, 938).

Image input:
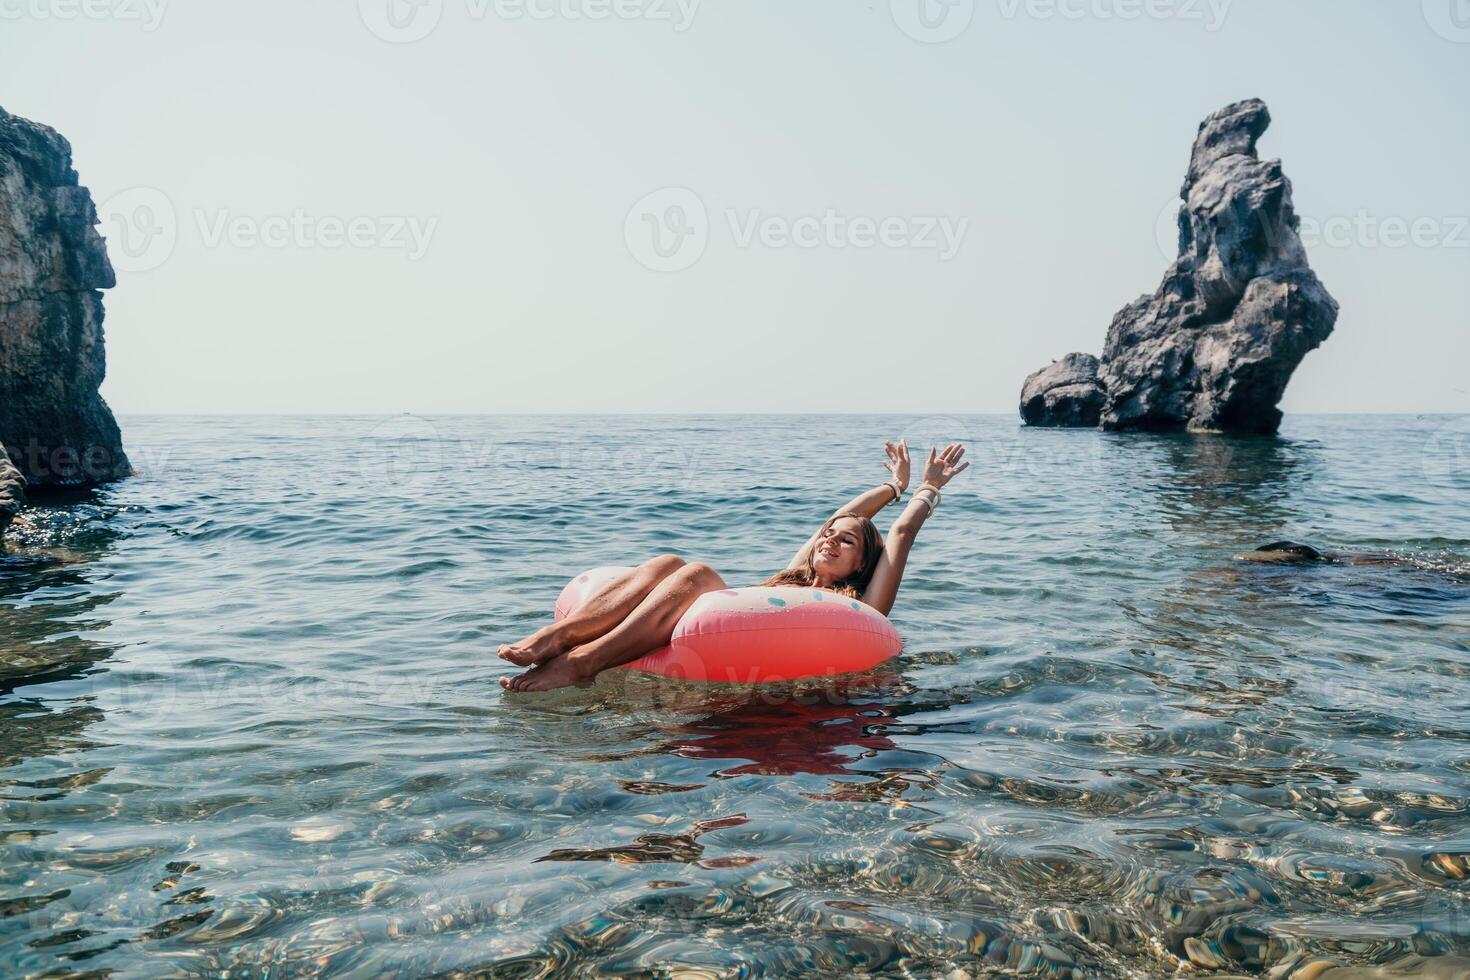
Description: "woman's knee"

(643, 554), (686, 577)
(678, 562), (724, 588)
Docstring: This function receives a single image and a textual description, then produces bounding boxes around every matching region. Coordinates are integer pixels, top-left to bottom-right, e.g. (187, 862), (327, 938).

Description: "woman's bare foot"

(497, 624), (570, 667)
(499, 650), (591, 692)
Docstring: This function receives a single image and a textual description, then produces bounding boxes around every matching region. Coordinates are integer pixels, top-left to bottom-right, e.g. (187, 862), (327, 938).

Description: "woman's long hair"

(761, 512), (884, 599)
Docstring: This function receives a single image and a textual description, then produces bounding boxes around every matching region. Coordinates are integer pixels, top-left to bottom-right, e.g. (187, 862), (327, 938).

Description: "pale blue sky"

(3, 0), (1466, 414)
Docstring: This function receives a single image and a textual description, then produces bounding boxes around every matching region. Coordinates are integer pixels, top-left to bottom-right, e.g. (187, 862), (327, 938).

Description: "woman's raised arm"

(861, 443), (968, 615)
(786, 440), (910, 570)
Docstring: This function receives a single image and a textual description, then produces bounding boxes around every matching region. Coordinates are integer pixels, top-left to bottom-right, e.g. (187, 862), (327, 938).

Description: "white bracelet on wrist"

(913, 487), (940, 515)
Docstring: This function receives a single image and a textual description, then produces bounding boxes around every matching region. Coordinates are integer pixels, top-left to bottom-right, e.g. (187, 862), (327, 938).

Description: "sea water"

(2, 414), (1468, 976)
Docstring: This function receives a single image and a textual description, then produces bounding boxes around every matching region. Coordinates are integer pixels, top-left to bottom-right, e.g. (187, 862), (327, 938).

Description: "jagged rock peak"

(1018, 99), (1337, 435)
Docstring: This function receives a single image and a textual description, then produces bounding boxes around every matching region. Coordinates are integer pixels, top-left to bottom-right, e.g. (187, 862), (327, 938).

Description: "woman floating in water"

(498, 440), (969, 692)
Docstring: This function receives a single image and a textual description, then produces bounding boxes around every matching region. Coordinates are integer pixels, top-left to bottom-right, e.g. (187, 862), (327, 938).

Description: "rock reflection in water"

(1, 501), (122, 691)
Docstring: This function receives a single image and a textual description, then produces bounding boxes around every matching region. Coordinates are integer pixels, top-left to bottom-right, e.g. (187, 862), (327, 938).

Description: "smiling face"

(812, 516), (868, 586)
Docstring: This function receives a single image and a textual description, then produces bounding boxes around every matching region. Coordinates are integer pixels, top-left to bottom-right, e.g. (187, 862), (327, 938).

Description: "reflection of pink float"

(554, 566), (903, 683)
(663, 696), (902, 776)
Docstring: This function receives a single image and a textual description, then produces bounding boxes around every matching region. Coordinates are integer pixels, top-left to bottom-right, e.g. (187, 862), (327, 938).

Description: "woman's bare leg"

(501, 562), (726, 692)
(498, 555), (687, 666)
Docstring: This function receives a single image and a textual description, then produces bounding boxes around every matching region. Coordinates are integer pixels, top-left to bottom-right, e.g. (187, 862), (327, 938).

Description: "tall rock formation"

(1019, 100), (1338, 434)
(0, 105), (130, 491)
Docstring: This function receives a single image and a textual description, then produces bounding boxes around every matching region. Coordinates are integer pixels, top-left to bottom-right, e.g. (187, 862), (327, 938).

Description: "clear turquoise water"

(2, 414), (1469, 977)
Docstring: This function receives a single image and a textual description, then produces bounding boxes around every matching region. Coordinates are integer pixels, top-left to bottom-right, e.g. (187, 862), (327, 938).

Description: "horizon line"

(111, 410), (1469, 418)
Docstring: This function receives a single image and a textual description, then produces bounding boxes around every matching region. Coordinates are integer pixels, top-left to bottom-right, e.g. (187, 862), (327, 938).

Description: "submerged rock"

(0, 105), (129, 491)
(1019, 353), (1104, 428)
(1020, 99), (1338, 434)
(0, 445), (22, 533)
(1235, 541), (1470, 579)
(1237, 541), (1329, 564)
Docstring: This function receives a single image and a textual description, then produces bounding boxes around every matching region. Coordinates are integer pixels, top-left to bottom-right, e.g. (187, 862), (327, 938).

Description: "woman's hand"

(920, 443), (969, 489)
(883, 439), (910, 492)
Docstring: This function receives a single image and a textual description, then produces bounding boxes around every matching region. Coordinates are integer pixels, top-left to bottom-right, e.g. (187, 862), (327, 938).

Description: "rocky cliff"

(1019, 352), (1105, 428)
(0, 105), (129, 492)
(1020, 100), (1338, 434)
(0, 445), (21, 533)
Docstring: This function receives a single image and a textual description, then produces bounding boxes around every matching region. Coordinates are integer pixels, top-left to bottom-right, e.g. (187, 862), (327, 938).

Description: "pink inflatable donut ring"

(553, 565), (903, 683)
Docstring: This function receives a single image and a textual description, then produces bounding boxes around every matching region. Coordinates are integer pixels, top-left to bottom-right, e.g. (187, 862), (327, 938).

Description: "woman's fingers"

(948, 445), (968, 478)
(919, 444), (968, 485)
